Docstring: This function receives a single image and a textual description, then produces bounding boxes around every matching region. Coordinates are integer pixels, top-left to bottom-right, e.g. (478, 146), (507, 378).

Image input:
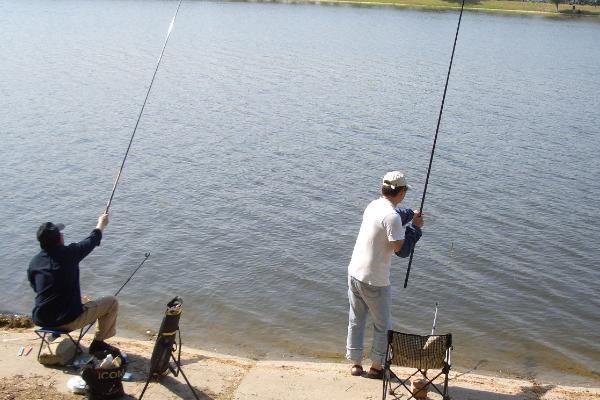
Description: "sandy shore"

(1, 328), (598, 400)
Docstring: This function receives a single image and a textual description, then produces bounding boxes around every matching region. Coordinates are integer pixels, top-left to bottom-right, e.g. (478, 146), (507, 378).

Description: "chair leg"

(75, 327), (85, 355)
(36, 341), (43, 360)
(382, 370), (388, 400)
(63, 332), (83, 362)
(442, 366), (451, 400)
(35, 331), (47, 360)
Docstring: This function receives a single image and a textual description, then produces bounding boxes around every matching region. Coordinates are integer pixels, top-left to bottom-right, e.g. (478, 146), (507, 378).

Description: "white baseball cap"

(382, 171), (412, 190)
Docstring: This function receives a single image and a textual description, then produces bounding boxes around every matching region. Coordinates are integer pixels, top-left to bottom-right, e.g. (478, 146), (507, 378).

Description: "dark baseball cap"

(37, 222), (65, 249)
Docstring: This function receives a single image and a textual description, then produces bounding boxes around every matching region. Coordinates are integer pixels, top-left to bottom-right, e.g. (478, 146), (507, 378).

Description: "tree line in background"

(533, 0), (600, 12)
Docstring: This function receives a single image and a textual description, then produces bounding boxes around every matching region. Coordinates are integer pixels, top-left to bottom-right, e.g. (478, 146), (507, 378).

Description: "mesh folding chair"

(382, 330), (452, 400)
(35, 327), (85, 363)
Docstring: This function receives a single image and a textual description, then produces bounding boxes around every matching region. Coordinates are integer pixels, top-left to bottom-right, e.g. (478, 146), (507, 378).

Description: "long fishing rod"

(104, 0), (184, 214)
(114, 252), (151, 297)
(81, 252), (151, 337)
(403, 0), (466, 288)
(430, 302), (438, 335)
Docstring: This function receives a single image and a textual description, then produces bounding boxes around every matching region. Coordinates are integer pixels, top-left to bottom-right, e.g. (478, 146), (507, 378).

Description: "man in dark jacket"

(28, 213), (119, 354)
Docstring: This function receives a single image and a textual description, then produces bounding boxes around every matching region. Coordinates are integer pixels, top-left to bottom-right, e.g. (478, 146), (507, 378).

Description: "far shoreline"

(247, 0), (600, 18)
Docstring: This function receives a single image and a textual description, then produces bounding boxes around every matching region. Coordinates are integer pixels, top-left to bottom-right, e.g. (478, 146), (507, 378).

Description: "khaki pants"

(57, 296), (118, 341)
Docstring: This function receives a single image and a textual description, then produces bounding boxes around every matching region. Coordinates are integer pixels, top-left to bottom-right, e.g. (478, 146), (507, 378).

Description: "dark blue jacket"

(395, 208), (423, 258)
(27, 229), (102, 327)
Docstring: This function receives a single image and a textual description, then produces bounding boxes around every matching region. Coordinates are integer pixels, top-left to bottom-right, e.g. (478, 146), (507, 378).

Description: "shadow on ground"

(450, 384), (556, 400)
(121, 350), (213, 399)
(53, 347), (214, 400)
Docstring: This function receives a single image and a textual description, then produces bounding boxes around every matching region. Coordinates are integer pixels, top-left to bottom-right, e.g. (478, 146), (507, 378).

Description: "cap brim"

(55, 223), (65, 231)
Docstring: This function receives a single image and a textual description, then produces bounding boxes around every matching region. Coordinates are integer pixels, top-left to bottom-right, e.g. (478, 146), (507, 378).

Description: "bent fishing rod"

(114, 252), (151, 297)
(404, 0), (466, 288)
(104, 0), (184, 214)
(81, 252), (151, 337)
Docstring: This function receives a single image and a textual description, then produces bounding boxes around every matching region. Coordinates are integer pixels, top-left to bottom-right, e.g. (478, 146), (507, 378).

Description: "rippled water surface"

(1, 0), (599, 386)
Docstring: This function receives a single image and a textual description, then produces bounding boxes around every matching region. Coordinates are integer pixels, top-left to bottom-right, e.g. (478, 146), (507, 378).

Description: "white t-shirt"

(348, 197), (405, 287)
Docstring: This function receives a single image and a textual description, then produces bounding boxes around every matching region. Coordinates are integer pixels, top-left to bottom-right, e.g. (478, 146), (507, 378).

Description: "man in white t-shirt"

(346, 171), (424, 379)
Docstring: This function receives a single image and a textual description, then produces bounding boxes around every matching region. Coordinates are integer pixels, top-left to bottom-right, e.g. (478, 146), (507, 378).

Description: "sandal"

(350, 365), (363, 376)
(367, 367), (384, 380)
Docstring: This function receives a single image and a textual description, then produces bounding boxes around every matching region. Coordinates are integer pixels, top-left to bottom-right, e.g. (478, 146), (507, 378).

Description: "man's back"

(28, 248), (82, 326)
(28, 229), (101, 326)
(348, 197), (405, 287)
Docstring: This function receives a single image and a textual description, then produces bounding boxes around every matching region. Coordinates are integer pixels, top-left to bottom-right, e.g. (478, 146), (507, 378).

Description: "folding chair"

(382, 330), (452, 400)
(35, 327), (85, 364)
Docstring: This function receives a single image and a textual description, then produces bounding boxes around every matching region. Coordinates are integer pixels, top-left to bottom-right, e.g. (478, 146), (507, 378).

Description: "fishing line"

(81, 252), (151, 337)
(104, 0), (184, 214)
(403, 0), (466, 288)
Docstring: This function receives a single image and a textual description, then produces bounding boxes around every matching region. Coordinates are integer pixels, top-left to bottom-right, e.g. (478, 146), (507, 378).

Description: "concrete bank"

(1, 329), (598, 400)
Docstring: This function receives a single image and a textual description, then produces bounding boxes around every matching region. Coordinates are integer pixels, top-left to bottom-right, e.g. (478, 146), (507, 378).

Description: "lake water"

(1, 0), (599, 387)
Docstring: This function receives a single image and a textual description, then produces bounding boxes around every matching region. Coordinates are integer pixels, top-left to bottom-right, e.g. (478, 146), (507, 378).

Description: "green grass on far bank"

(298, 0), (600, 16)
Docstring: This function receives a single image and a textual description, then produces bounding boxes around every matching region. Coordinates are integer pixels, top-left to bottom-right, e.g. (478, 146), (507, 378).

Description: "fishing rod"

(104, 0), (184, 214)
(403, 0), (466, 288)
(81, 252), (151, 337)
(430, 302), (438, 335)
(114, 252), (151, 297)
